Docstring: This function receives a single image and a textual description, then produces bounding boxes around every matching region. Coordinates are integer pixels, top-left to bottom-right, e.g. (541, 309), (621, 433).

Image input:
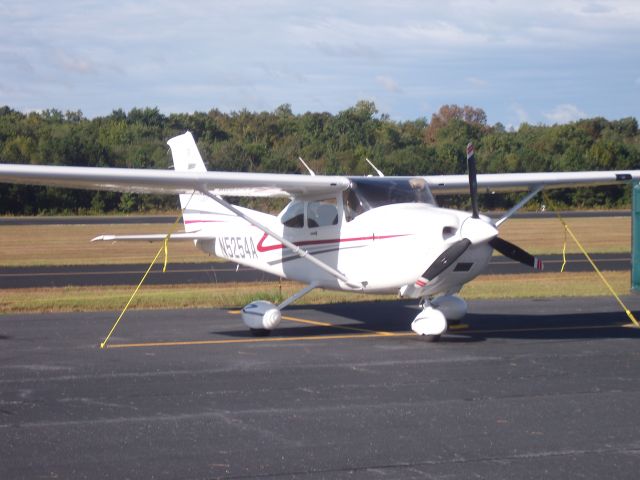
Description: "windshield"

(343, 177), (436, 221)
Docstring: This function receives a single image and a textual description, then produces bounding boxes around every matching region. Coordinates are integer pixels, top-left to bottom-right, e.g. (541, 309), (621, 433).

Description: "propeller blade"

(490, 237), (544, 270)
(467, 142), (479, 219)
(415, 238), (471, 287)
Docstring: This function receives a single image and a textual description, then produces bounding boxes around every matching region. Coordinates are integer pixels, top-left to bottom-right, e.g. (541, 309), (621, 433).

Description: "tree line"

(0, 101), (638, 215)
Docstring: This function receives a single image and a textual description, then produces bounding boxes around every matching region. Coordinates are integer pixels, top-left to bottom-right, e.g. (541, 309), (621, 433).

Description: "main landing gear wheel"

(241, 301), (281, 336)
(422, 334), (441, 343)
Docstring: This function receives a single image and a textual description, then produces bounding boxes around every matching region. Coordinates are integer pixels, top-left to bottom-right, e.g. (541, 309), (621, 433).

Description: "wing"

(0, 164), (350, 198)
(425, 171), (640, 194)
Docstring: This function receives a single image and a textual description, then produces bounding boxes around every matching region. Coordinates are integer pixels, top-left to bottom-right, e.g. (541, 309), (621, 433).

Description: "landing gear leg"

(242, 283), (319, 336)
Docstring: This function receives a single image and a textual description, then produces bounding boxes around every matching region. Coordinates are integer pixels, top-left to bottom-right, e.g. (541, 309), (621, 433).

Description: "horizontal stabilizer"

(91, 232), (215, 243)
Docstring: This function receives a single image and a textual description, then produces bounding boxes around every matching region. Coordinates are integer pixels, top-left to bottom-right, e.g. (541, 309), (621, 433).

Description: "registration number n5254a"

(218, 236), (258, 260)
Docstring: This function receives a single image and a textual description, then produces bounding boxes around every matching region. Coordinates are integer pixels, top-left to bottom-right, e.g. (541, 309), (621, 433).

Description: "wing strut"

(199, 190), (363, 289)
(495, 186), (543, 227)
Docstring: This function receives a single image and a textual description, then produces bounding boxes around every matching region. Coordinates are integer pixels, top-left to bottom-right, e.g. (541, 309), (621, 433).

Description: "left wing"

(425, 171), (640, 194)
(0, 164), (350, 198)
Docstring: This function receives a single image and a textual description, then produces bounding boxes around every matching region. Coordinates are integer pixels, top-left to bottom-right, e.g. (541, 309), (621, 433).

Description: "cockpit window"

(344, 177), (436, 221)
(343, 188), (366, 222)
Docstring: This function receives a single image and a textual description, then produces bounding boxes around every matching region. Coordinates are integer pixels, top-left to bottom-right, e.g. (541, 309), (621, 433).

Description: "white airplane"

(1, 132), (638, 340)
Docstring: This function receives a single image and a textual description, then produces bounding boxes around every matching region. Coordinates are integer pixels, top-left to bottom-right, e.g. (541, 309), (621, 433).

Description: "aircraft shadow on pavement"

(215, 300), (640, 342)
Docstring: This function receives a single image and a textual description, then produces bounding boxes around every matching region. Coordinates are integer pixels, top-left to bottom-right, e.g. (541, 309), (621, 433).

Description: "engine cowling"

(241, 300), (282, 331)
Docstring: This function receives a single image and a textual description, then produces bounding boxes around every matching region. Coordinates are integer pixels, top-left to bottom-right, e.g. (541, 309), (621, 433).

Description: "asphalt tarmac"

(2, 297), (640, 479)
(0, 253), (631, 289)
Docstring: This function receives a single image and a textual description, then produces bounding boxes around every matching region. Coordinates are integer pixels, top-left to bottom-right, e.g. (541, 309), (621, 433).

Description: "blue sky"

(1, 0), (638, 127)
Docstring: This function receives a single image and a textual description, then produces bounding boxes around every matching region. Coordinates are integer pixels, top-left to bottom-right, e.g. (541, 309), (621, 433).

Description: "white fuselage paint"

(189, 201), (493, 297)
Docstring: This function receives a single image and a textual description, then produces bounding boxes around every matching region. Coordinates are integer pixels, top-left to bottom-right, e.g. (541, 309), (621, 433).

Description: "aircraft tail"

(167, 132), (231, 231)
(167, 131), (208, 174)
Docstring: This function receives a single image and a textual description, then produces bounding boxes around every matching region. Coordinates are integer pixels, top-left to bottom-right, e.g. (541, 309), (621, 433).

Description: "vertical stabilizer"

(167, 131), (230, 231)
(167, 132), (207, 173)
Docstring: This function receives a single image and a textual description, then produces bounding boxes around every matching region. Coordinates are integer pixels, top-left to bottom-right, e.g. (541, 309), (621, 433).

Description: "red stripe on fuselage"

(256, 233), (410, 252)
(184, 219), (224, 224)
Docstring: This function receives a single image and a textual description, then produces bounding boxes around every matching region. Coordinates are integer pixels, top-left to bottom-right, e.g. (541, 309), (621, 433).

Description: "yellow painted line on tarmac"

(447, 323), (469, 330)
(106, 311), (400, 349)
(226, 309), (394, 336)
(280, 314), (395, 336)
(103, 308), (639, 350)
(105, 331), (416, 349)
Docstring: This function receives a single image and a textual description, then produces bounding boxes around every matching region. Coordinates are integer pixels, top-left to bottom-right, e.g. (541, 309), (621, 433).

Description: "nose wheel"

(411, 305), (447, 340)
(411, 295), (468, 341)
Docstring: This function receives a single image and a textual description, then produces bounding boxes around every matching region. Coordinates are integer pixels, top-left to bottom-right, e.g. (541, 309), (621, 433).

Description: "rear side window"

(280, 201), (305, 228)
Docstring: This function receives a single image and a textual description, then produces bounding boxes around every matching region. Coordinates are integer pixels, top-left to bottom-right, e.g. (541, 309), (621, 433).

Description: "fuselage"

(185, 177), (494, 297)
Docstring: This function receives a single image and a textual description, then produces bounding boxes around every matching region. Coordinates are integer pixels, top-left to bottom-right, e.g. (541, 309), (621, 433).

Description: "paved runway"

(0, 210), (629, 225)
(0, 253), (631, 289)
(2, 297), (640, 479)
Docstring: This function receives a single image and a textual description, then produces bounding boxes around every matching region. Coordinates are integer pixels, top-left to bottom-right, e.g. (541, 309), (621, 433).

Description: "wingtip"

(91, 235), (114, 242)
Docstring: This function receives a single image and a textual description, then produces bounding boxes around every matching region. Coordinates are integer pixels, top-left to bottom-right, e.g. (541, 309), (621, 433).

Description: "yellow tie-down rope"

(543, 192), (639, 328)
(100, 194), (194, 349)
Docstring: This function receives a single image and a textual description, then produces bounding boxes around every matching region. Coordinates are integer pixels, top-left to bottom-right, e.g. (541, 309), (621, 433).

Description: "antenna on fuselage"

(365, 158), (384, 177)
(466, 143), (479, 218)
(298, 157), (315, 176)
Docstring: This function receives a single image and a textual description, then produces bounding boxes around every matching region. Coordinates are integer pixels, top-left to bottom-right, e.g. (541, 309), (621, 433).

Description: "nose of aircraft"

(459, 215), (498, 245)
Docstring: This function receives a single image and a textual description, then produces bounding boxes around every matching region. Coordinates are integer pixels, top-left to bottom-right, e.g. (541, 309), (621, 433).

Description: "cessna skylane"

(1, 132), (639, 339)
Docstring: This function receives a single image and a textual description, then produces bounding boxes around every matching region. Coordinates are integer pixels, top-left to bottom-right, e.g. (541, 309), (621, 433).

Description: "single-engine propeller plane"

(1, 132), (639, 339)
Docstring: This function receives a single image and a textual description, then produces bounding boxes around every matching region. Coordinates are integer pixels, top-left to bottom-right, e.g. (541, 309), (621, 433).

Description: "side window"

(307, 198), (339, 228)
(280, 201), (305, 228)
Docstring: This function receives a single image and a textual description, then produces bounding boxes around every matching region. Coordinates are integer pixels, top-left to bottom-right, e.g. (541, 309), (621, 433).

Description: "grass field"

(0, 215), (632, 267)
(0, 222), (209, 266)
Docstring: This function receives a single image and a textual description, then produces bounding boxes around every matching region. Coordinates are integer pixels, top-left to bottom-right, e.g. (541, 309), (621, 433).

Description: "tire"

(250, 328), (272, 337)
(422, 334), (441, 343)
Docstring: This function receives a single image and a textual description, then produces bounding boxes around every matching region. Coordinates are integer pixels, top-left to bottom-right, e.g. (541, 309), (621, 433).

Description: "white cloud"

(376, 75), (400, 93)
(511, 104), (530, 124)
(54, 50), (94, 74)
(466, 77), (488, 88)
(544, 104), (587, 124)
(580, 2), (614, 14)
